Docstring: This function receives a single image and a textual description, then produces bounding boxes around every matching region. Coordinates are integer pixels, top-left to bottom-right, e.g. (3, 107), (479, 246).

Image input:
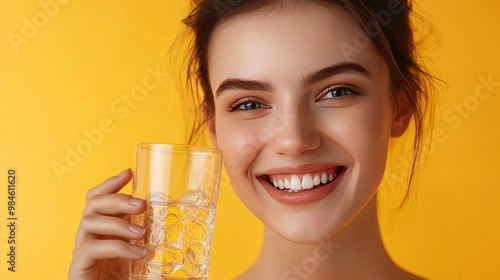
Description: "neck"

(241, 195), (400, 279)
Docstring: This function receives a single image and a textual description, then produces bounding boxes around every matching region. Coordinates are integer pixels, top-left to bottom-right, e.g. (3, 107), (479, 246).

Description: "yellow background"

(0, 1), (499, 279)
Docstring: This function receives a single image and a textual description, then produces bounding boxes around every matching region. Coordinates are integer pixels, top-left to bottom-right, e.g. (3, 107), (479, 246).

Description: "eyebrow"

(301, 62), (371, 88)
(215, 62), (371, 96)
(216, 79), (273, 96)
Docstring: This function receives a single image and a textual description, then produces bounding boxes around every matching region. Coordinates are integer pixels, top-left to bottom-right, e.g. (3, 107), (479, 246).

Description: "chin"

(228, 162), (383, 244)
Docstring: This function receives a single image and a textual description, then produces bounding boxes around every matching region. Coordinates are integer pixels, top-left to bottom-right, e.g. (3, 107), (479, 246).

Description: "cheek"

(345, 100), (393, 184)
(321, 98), (393, 190)
(358, 104), (391, 149)
(215, 116), (270, 213)
(215, 116), (264, 182)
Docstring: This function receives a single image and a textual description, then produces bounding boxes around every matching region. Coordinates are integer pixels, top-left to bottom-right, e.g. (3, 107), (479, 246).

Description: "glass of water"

(129, 143), (222, 280)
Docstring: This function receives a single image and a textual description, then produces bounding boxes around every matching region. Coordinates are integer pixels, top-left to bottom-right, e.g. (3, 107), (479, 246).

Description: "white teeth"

(290, 176), (302, 191)
(302, 174), (314, 190)
(268, 169), (343, 191)
(321, 173), (328, 184)
(313, 174), (321, 186)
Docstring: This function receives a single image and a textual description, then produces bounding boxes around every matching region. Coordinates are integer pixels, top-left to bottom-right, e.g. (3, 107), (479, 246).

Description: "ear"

(207, 117), (218, 147)
(391, 95), (413, 137)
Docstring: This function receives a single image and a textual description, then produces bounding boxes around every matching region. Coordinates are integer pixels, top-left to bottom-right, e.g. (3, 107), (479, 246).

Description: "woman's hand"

(69, 169), (147, 280)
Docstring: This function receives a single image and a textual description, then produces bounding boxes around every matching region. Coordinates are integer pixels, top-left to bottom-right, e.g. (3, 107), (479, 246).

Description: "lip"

(257, 162), (341, 176)
(257, 162), (346, 205)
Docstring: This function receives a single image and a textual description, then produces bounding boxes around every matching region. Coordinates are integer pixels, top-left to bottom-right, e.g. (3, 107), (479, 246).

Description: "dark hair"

(182, 0), (436, 206)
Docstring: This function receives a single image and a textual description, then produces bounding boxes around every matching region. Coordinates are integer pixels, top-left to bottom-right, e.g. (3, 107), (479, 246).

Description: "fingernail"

(128, 223), (146, 235)
(129, 245), (147, 256)
(117, 168), (130, 177)
(129, 197), (144, 207)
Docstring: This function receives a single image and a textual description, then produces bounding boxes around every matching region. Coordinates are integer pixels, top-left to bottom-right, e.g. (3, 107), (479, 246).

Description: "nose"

(268, 108), (321, 157)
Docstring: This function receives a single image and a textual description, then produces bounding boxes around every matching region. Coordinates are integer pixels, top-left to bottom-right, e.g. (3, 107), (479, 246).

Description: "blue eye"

(318, 85), (359, 102)
(240, 102), (263, 110)
(323, 88), (353, 99)
(229, 98), (269, 112)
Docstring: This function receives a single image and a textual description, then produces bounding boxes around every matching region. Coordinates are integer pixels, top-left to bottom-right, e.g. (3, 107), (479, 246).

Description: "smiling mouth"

(259, 166), (346, 193)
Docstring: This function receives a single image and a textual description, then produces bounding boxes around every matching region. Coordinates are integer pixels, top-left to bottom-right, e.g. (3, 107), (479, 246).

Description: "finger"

(71, 239), (146, 278)
(84, 193), (146, 216)
(86, 169), (133, 202)
(85, 213), (145, 238)
(74, 213), (146, 253)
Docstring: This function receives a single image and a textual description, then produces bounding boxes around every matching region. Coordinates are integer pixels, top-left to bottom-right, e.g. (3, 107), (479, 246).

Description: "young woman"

(69, 0), (435, 279)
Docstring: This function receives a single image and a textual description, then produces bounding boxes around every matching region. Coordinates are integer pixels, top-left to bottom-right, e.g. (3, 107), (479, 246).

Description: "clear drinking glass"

(129, 143), (222, 280)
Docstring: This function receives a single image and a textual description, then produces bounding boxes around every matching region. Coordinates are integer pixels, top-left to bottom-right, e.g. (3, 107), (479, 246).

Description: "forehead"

(208, 2), (385, 89)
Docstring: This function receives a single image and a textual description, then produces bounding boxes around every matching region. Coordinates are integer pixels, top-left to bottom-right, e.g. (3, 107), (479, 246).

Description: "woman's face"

(208, 2), (409, 242)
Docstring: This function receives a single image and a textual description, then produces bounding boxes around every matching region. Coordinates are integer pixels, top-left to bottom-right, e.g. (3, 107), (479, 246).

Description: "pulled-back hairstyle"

(182, 0), (436, 205)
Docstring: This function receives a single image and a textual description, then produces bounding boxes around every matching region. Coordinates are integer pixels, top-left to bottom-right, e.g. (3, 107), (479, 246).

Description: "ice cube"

(165, 211), (179, 227)
(148, 223), (166, 245)
(185, 243), (209, 267)
(146, 191), (171, 204)
(146, 200), (169, 227)
(149, 244), (184, 276)
(180, 204), (215, 224)
(183, 219), (208, 245)
(166, 204), (180, 219)
(165, 220), (183, 246)
(179, 190), (210, 206)
(181, 254), (208, 278)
